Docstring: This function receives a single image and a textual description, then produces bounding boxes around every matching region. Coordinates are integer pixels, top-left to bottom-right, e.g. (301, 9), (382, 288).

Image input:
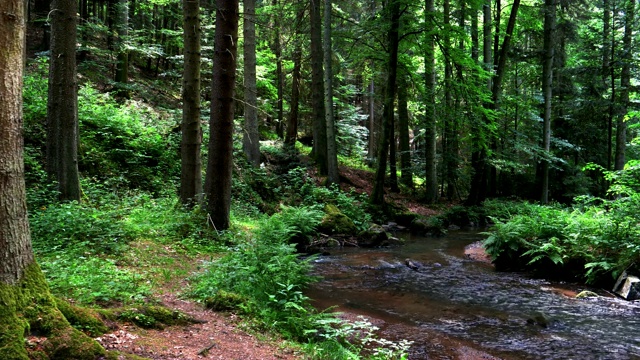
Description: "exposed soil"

(96, 293), (299, 360)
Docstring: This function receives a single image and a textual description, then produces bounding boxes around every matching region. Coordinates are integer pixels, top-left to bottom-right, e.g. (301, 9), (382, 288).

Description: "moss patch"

(99, 305), (197, 329)
(318, 204), (358, 235)
(54, 297), (110, 337)
(0, 262), (106, 360)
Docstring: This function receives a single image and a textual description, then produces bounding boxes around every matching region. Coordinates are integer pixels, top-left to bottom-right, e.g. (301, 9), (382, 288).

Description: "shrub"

(189, 206), (323, 339)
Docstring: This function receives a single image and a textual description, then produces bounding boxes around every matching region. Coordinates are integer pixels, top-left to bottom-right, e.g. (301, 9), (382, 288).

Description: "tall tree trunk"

(272, 0), (284, 138)
(310, 0), (327, 174)
(1, 0), (34, 287)
(443, 0), (456, 199)
(466, 0), (492, 205)
(389, 100), (399, 192)
(367, 78), (377, 161)
(285, 41), (302, 146)
(243, 0), (260, 166)
(47, 0), (81, 201)
(424, 0), (438, 203)
(205, 0), (239, 230)
(324, 0), (339, 185)
(615, 0), (633, 171)
(541, 0), (556, 204)
(604, 0), (614, 171)
(114, 0), (129, 92)
(398, 73), (413, 188)
(180, 0), (203, 205)
(371, 0), (401, 205)
(1, 4), (105, 357)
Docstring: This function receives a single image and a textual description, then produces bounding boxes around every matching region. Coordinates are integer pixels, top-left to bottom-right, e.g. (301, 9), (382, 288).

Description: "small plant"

(305, 316), (412, 360)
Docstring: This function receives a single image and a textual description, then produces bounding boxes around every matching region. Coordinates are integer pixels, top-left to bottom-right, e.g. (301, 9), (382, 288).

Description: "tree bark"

(114, 0), (128, 90)
(371, 0), (401, 205)
(205, 0), (239, 230)
(180, 0), (203, 205)
(47, 0), (81, 201)
(310, 0), (327, 174)
(424, 0), (438, 203)
(541, 0), (556, 204)
(398, 73), (412, 189)
(324, 0), (339, 185)
(1, 4), (105, 358)
(1, 0), (34, 286)
(615, 0), (633, 171)
(285, 41), (302, 147)
(272, 0), (284, 138)
(243, 0), (260, 166)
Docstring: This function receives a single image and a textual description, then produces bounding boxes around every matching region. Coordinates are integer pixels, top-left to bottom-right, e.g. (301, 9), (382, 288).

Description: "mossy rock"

(318, 204), (358, 235)
(410, 217), (447, 236)
(98, 305), (197, 330)
(394, 212), (419, 227)
(204, 290), (246, 312)
(358, 224), (389, 247)
(575, 290), (599, 299)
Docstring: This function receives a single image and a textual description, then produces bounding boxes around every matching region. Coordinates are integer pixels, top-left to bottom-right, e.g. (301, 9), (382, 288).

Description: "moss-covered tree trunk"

(1, 3), (106, 358)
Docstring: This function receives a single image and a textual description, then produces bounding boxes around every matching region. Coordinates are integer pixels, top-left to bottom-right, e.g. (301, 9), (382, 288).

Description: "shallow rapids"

(308, 231), (640, 359)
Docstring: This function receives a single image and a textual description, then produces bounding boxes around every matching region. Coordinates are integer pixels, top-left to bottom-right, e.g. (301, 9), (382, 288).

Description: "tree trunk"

(367, 78), (377, 161)
(615, 0), (633, 171)
(310, 0), (327, 174)
(284, 41), (302, 147)
(1, 4), (105, 357)
(443, 0), (456, 199)
(272, 0), (284, 138)
(243, 0), (260, 166)
(114, 0), (129, 92)
(541, 0), (555, 204)
(398, 73), (412, 189)
(371, 0), (401, 205)
(47, 0), (81, 201)
(324, 0), (339, 185)
(180, 0), (203, 205)
(205, 0), (239, 230)
(424, 0), (438, 203)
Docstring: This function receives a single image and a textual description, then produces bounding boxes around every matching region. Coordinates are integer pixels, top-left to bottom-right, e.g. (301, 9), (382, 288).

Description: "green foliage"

(30, 200), (134, 255)
(483, 192), (640, 283)
(189, 206), (323, 339)
(40, 256), (151, 305)
(304, 316), (412, 360)
(78, 84), (179, 192)
(278, 168), (372, 232)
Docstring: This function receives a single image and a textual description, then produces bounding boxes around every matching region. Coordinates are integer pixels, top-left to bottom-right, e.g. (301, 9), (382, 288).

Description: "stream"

(307, 231), (640, 359)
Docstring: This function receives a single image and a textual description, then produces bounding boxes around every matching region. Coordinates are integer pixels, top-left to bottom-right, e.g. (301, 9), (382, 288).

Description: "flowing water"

(307, 231), (640, 360)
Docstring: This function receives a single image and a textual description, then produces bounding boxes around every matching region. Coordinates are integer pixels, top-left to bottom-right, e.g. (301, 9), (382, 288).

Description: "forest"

(1, 0), (640, 358)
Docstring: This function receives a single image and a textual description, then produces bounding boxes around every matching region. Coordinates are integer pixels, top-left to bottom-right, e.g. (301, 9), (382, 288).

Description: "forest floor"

(96, 167), (504, 360)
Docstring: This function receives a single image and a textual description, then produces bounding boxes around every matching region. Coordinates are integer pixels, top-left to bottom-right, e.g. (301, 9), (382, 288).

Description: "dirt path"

(97, 293), (300, 360)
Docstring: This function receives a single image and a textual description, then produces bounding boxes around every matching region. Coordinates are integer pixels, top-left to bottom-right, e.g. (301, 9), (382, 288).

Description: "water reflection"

(308, 231), (640, 359)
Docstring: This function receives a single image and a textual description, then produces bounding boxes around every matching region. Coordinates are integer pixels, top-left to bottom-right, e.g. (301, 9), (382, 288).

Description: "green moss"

(54, 297), (110, 337)
(318, 204), (358, 235)
(0, 262), (106, 360)
(99, 305), (196, 329)
(205, 290), (246, 311)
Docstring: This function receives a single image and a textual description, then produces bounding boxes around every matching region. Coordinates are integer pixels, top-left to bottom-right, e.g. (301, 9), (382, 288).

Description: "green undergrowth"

(188, 205), (410, 359)
(482, 167), (640, 285)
